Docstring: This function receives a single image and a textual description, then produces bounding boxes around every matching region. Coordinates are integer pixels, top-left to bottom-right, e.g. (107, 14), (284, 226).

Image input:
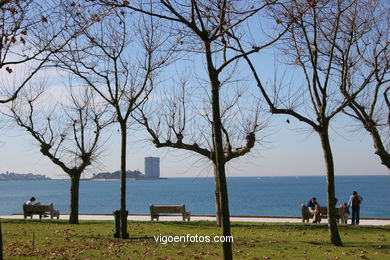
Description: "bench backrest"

(23, 204), (53, 213)
(301, 204), (327, 216)
(302, 204), (347, 218)
(319, 207), (347, 217)
(301, 204), (310, 218)
(150, 205), (186, 213)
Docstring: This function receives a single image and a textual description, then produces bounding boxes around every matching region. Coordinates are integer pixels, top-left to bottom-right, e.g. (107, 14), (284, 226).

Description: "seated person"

(25, 197), (47, 217)
(25, 197), (41, 205)
(313, 204), (322, 223)
(307, 197), (319, 216)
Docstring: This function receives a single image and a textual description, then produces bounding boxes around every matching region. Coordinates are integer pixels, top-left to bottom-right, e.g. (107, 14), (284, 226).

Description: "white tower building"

(144, 157), (160, 178)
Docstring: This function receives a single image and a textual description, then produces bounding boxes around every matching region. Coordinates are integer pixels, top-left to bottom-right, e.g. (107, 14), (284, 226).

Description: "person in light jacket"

(25, 197), (41, 205)
(348, 191), (363, 225)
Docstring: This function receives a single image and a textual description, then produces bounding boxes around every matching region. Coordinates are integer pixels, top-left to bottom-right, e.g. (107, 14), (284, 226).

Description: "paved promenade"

(1, 214), (390, 226)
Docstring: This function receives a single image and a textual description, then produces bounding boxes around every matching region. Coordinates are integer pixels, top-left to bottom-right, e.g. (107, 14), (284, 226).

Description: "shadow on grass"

(305, 241), (327, 246)
(149, 221), (218, 228)
(231, 223), (329, 231)
(338, 225), (390, 232)
(128, 236), (155, 240)
(301, 240), (390, 250)
(77, 234), (156, 241)
(2, 219), (112, 225)
(336, 242), (390, 250)
(231, 223), (390, 232)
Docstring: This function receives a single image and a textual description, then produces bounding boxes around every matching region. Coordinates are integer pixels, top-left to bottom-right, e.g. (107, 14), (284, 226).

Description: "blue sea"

(0, 175), (389, 218)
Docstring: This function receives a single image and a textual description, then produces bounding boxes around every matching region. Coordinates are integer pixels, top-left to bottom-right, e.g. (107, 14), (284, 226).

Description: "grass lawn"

(1, 219), (389, 259)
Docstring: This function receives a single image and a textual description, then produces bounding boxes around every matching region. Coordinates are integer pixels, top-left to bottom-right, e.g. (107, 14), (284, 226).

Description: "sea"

(0, 175), (389, 218)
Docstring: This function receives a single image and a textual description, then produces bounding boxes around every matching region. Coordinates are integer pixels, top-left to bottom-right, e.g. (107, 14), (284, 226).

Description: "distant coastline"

(0, 172), (51, 181)
(89, 170), (166, 180)
(89, 177), (168, 181)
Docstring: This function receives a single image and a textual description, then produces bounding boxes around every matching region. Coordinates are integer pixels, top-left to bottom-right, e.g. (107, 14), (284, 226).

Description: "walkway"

(1, 214), (390, 226)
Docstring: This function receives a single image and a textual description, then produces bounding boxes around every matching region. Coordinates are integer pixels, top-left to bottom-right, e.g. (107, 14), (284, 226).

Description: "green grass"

(1, 219), (389, 259)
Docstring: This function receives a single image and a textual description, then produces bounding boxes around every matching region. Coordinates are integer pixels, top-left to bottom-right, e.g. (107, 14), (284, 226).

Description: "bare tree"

(339, 1), (389, 170)
(235, 0), (387, 246)
(0, 0), (80, 104)
(10, 87), (110, 224)
(95, 1), (286, 259)
(51, 9), (174, 237)
(136, 73), (262, 227)
(0, 1), (92, 255)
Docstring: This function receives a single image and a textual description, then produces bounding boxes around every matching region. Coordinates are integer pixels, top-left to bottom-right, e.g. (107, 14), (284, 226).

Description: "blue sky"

(1, 5), (388, 179)
(0, 52), (388, 179)
(0, 106), (387, 178)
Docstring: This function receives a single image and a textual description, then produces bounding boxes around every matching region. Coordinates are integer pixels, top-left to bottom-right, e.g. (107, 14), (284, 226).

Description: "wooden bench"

(301, 204), (325, 223)
(149, 204), (190, 221)
(301, 204), (348, 223)
(23, 203), (60, 220)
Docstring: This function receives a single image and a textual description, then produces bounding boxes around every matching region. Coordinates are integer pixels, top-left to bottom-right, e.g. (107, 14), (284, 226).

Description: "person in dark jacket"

(307, 197), (322, 222)
(307, 197), (319, 214)
(348, 191), (363, 225)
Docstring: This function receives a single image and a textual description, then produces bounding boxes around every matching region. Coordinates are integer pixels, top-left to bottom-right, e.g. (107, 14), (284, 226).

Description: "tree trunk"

(215, 160), (233, 260)
(207, 44), (232, 258)
(69, 174), (81, 224)
(0, 218), (3, 260)
(369, 125), (390, 170)
(213, 165), (222, 227)
(319, 128), (343, 246)
(119, 122), (129, 238)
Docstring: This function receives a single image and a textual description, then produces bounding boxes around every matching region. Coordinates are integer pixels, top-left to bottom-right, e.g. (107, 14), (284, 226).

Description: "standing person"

(348, 191), (363, 225)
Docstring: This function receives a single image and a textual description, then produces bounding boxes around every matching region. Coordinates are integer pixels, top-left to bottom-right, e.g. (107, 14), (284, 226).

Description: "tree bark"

(369, 125), (390, 170)
(215, 161), (232, 260)
(207, 43), (233, 259)
(213, 165), (222, 227)
(319, 128), (343, 246)
(119, 122), (129, 238)
(69, 174), (81, 224)
(0, 218), (3, 260)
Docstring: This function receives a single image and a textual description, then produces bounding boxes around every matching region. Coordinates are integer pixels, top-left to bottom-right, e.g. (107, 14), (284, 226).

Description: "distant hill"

(0, 172), (51, 181)
(90, 170), (144, 180)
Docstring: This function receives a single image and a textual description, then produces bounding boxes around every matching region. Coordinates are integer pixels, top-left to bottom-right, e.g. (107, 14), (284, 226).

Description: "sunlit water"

(1, 175), (389, 217)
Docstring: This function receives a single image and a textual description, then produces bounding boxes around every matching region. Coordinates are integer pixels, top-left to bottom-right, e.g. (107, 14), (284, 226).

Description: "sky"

(0, 106), (387, 178)
(0, 3), (388, 179)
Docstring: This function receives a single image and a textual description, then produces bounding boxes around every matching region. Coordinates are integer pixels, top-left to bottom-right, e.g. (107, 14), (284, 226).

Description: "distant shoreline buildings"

(0, 172), (51, 181)
(88, 157), (164, 180)
(1, 157), (164, 181)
